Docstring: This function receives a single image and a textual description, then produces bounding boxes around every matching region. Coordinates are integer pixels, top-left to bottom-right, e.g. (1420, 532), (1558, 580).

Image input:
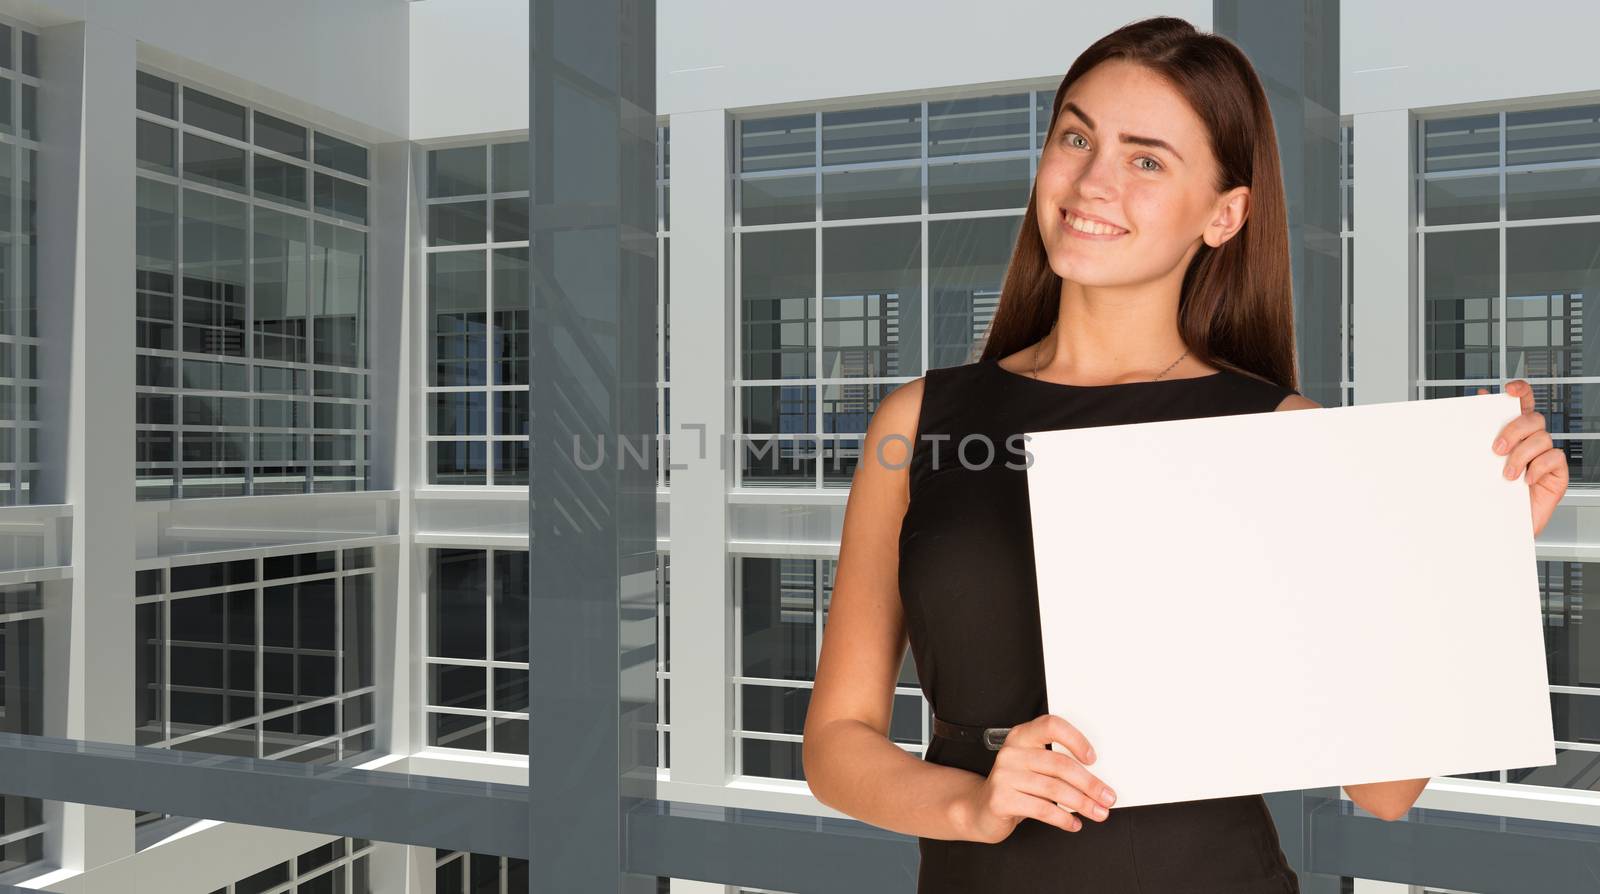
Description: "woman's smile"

(1059, 206), (1130, 240)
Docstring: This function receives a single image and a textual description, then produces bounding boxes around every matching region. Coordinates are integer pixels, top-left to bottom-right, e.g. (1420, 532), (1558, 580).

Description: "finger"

(1022, 748), (1116, 808)
(1504, 429), (1553, 480)
(1042, 715), (1096, 766)
(1494, 409), (1547, 455)
(997, 784), (1083, 833)
(1507, 379), (1535, 415)
(1024, 773), (1110, 822)
(1525, 448), (1566, 492)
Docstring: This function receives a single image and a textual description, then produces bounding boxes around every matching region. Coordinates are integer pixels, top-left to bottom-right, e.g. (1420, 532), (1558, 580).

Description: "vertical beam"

(35, 20), (136, 870)
(665, 108), (732, 787)
(1214, 2), (1341, 892)
(528, 0), (658, 890)
(368, 139), (417, 756)
(1351, 110), (1415, 406)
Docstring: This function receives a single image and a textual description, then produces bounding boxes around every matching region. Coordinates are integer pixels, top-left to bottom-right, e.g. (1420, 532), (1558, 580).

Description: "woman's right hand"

(952, 714), (1119, 843)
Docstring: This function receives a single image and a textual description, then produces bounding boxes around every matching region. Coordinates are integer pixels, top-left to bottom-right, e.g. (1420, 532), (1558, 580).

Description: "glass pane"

(740, 557), (816, 681)
(1506, 104), (1600, 166)
(1507, 222), (1599, 380)
(312, 223), (366, 368)
(1424, 114), (1499, 173)
(821, 104), (920, 166)
(429, 251), (488, 386)
(491, 140), (529, 193)
(136, 119), (175, 175)
(314, 132), (368, 179)
(137, 70), (176, 118)
(929, 216), (1020, 368)
(740, 174), (814, 226)
(927, 93), (1030, 157)
(1507, 167), (1600, 220)
(741, 385), (815, 436)
(430, 145), (488, 197)
(821, 223), (921, 377)
(184, 133), (248, 193)
(430, 201), (488, 247)
(741, 229), (814, 380)
(253, 207), (309, 364)
(741, 114), (815, 173)
(1423, 175), (1498, 225)
(183, 87), (247, 140)
(1423, 229), (1499, 380)
(928, 158), (1030, 213)
(821, 166), (918, 220)
(255, 156), (308, 208)
(254, 111), (308, 158)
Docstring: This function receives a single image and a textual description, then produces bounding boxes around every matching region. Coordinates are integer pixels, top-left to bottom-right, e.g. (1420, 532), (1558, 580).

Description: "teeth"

(1064, 211), (1125, 236)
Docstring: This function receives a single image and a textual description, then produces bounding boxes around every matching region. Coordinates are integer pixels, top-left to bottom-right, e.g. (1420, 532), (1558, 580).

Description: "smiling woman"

(804, 15), (1317, 894)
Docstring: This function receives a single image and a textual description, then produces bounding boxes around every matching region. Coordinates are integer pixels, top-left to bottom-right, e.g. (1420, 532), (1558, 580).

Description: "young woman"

(801, 15), (1568, 893)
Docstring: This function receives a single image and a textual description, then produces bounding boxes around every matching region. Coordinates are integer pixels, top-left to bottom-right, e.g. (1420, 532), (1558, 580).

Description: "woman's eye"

(1136, 156), (1163, 172)
(1063, 131), (1088, 149)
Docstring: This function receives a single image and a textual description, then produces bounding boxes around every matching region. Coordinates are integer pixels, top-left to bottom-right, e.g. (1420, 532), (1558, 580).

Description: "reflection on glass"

(1423, 230), (1498, 380)
(741, 229), (814, 380)
(929, 215), (1020, 368)
(821, 223), (920, 377)
(1424, 114), (1499, 173)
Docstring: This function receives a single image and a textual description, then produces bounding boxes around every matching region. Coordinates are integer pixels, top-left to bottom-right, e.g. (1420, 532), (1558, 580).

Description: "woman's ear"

(1203, 186), (1250, 248)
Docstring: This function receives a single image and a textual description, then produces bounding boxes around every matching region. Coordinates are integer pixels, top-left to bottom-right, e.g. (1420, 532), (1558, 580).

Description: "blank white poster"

(1024, 392), (1555, 809)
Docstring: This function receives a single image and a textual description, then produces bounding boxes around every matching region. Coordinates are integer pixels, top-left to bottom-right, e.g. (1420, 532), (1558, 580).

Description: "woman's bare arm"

(802, 376), (986, 841)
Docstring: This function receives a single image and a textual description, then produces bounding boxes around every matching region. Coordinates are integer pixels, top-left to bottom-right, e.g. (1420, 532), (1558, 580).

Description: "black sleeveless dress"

(897, 356), (1302, 894)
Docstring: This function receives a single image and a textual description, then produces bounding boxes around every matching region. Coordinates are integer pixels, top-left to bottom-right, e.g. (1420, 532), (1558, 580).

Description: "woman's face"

(1034, 58), (1248, 289)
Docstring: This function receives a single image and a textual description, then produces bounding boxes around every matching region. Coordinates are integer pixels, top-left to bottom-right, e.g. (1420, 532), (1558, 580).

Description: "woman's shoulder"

(1212, 362), (1308, 412)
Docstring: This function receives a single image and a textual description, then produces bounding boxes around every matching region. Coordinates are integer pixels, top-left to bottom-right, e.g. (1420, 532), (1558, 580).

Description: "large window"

(734, 93), (1041, 487)
(423, 140), (530, 486)
(434, 849), (529, 894)
(735, 557), (923, 781)
(135, 70), (371, 499)
(424, 548), (529, 754)
(0, 22), (40, 506)
(133, 547), (377, 766)
(1418, 103), (1600, 483)
(0, 584), (43, 873)
(1449, 559), (1600, 792)
(209, 837), (373, 894)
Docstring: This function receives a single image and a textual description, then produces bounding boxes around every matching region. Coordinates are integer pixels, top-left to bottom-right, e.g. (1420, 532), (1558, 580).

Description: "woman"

(800, 15), (1568, 893)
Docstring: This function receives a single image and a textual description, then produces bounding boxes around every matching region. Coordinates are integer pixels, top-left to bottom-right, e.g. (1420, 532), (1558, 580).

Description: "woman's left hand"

(1479, 380), (1568, 538)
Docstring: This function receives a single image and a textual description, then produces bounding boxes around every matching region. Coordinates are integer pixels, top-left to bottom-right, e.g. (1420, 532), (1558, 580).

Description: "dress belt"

(931, 714), (1012, 751)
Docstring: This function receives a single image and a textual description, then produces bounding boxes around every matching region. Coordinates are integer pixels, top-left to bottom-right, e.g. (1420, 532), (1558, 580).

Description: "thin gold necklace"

(1030, 322), (1190, 382)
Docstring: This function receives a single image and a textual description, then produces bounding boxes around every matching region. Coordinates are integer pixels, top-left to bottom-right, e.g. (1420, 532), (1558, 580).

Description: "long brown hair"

(977, 16), (1297, 391)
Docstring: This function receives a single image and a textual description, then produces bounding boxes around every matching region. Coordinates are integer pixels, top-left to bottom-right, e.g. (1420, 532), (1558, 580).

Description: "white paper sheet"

(1024, 392), (1555, 809)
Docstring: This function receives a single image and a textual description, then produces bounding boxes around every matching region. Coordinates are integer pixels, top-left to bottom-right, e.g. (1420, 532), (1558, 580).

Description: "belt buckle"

(981, 726), (1011, 750)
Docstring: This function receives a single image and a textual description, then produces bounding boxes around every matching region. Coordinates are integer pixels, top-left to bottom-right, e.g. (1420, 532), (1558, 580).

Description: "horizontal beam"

(624, 797), (919, 893)
(1307, 799), (1600, 894)
(0, 734), (528, 859)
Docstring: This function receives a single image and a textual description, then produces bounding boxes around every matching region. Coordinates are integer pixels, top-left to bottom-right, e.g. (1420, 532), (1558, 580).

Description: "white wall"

(659, 2), (1212, 115)
(409, 0), (527, 141)
(3, 0), (408, 138)
(1343, 0), (1600, 115)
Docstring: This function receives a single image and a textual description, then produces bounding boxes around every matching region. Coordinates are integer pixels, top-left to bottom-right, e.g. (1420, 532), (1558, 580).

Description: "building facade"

(0, 0), (1595, 892)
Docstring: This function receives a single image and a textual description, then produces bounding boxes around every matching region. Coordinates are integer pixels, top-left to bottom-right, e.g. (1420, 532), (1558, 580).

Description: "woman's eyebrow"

(1062, 101), (1185, 163)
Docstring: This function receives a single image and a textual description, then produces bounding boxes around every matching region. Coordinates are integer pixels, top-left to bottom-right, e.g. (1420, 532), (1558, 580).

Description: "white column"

(667, 109), (734, 786)
(1352, 880), (1412, 894)
(369, 139), (417, 756)
(669, 880), (723, 894)
(36, 19), (137, 870)
(1351, 109), (1417, 406)
(367, 843), (433, 894)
